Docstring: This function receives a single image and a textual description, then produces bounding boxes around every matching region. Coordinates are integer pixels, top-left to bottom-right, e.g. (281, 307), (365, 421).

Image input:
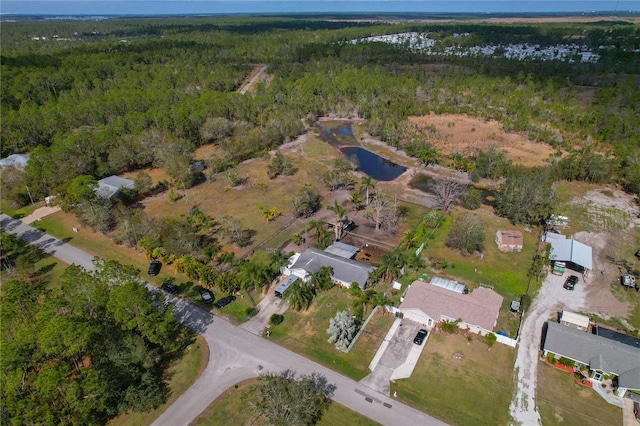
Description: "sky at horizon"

(2, 1), (640, 16)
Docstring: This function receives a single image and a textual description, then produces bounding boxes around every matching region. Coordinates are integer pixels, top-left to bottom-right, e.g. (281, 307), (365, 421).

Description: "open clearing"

(409, 114), (557, 167)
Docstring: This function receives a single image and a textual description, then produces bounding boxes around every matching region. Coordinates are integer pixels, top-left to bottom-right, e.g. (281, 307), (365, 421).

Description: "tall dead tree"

(430, 176), (467, 212)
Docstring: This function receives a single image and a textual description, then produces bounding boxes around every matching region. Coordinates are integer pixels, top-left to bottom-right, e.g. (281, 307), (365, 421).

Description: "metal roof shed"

(545, 233), (593, 273)
(429, 276), (467, 294)
(274, 275), (298, 298)
(324, 241), (359, 259)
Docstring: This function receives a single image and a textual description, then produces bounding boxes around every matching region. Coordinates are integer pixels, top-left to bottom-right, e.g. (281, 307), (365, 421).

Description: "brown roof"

(400, 281), (503, 331)
(497, 230), (523, 246)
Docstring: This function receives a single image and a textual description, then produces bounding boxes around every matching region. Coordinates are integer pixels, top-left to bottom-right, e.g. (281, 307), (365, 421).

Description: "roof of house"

(544, 321), (640, 387)
(399, 281), (503, 331)
(324, 241), (359, 259)
(289, 248), (374, 289)
(95, 176), (134, 199)
(619, 367), (640, 390)
(496, 230), (523, 246)
(545, 233), (593, 270)
(560, 311), (590, 329)
(0, 153), (29, 169)
(595, 326), (640, 349)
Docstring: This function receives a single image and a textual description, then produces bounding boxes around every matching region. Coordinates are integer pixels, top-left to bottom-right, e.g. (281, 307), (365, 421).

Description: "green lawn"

(109, 334), (209, 426)
(267, 286), (396, 381)
(391, 332), (516, 426)
(190, 378), (379, 426)
(537, 360), (622, 426)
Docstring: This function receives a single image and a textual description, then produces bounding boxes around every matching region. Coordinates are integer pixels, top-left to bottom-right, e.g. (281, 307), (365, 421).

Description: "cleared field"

(408, 113), (557, 167)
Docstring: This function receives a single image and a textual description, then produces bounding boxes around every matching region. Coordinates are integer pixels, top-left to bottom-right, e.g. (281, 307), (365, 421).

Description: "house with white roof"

(282, 247), (374, 290)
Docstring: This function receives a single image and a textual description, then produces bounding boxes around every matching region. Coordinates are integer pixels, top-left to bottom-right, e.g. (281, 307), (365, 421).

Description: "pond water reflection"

(317, 121), (406, 182)
(341, 146), (406, 182)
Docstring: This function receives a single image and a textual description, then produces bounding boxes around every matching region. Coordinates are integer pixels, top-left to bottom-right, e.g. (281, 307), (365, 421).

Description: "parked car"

(148, 259), (161, 276)
(563, 275), (579, 290)
(413, 329), (428, 345)
(198, 287), (214, 303)
(161, 282), (179, 294)
(213, 295), (236, 309)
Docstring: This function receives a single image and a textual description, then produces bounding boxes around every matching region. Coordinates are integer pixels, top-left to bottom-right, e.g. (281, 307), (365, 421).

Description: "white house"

(282, 248), (374, 290)
(95, 176), (135, 199)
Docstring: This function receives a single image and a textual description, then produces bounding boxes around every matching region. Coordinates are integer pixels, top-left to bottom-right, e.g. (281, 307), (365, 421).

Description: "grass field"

(391, 332), (516, 426)
(191, 378), (378, 426)
(109, 334), (209, 426)
(536, 361), (622, 426)
(267, 286), (396, 381)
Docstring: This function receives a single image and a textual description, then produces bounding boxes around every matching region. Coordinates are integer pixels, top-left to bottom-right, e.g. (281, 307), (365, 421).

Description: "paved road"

(1, 214), (446, 426)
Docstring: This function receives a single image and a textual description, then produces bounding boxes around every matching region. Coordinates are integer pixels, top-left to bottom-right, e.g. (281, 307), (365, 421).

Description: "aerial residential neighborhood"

(1, 10), (640, 426)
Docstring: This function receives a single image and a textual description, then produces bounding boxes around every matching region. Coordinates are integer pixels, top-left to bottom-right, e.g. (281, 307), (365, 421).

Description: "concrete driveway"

(360, 319), (427, 395)
(1, 214), (447, 426)
(240, 289), (290, 336)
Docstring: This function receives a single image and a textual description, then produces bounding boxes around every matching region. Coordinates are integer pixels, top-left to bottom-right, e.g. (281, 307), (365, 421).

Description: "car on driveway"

(148, 259), (161, 276)
(161, 282), (179, 294)
(198, 287), (214, 303)
(413, 329), (428, 345)
(563, 275), (579, 290)
(213, 295), (236, 309)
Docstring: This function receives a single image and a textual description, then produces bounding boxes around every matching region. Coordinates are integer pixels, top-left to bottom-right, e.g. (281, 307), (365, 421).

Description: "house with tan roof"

(495, 230), (523, 252)
(398, 280), (503, 336)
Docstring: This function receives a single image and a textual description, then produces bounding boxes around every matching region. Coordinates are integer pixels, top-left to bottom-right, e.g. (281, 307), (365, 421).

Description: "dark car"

(413, 329), (428, 345)
(198, 287), (214, 304)
(213, 295), (236, 309)
(161, 282), (179, 294)
(148, 260), (162, 276)
(563, 274), (579, 290)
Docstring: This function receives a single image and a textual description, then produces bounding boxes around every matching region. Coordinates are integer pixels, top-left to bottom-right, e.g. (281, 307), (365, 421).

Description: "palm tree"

(268, 250), (292, 275)
(360, 176), (375, 206)
(237, 259), (272, 290)
(327, 200), (347, 241)
(307, 219), (326, 242)
(374, 247), (407, 283)
(286, 281), (314, 311)
(310, 266), (334, 292)
(400, 229), (419, 251)
(350, 191), (363, 211)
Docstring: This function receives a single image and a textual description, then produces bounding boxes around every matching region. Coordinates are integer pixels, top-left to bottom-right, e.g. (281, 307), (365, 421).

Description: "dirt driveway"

(510, 185), (638, 425)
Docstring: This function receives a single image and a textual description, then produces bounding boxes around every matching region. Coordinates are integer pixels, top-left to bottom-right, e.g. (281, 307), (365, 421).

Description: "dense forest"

(1, 17), (639, 204)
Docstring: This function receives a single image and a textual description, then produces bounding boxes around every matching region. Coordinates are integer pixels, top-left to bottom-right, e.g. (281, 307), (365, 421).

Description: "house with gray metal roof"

(95, 176), (134, 199)
(0, 153), (29, 169)
(543, 321), (640, 397)
(285, 248), (374, 289)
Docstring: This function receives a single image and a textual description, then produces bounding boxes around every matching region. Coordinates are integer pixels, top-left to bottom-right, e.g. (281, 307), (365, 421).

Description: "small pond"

(341, 146), (406, 182)
(317, 120), (406, 182)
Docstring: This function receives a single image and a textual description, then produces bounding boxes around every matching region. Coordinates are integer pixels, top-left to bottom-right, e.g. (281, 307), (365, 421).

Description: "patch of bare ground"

(408, 113), (557, 167)
(567, 186), (640, 320)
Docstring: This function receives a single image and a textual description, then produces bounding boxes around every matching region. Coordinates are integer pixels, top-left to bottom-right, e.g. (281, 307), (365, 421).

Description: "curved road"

(1, 213), (445, 426)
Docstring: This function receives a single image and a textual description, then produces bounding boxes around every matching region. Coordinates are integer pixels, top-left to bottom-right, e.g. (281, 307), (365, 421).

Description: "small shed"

(560, 310), (590, 332)
(495, 230), (523, 253)
(324, 241), (359, 259)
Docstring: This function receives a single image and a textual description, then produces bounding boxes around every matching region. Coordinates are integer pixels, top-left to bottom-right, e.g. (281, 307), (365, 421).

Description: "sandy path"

(509, 271), (588, 425)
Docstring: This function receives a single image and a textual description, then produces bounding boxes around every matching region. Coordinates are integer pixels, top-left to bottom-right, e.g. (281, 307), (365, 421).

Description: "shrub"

(559, 357), (575, 367)
(485, 332), (497, 348)
(270, 314), (284, 326)
(460, 188), (482, 210)
(546, 353), (557, 364)
(441, 319), (460, 334)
